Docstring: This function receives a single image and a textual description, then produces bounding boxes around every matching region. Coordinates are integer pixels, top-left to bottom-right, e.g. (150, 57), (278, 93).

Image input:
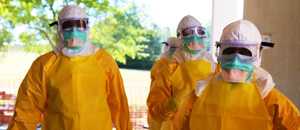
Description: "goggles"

(222, 47), (252, 57)
(61, 18), (88, 31)
(216, 41), (259, 59)
(178, 26), (207, 38)
(219, 53), (256, 64)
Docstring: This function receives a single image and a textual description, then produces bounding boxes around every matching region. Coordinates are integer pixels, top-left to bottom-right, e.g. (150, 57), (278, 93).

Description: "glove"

(253, 66), (275, 98)
(161, 92), (190, 116)
(172, 49), (186, 64)
(173, 83), (194, 107)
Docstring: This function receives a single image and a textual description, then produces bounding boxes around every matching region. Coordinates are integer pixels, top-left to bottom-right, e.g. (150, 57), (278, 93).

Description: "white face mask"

(61, 40), (97, 57)
(62, 47), (82, 56)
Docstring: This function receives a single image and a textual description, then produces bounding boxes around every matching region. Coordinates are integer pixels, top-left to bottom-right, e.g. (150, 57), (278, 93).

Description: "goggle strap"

(49, 21), (58, 27)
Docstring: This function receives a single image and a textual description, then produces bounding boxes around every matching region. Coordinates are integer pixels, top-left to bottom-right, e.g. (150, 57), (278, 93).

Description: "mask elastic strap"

(49, 21), (58, 27)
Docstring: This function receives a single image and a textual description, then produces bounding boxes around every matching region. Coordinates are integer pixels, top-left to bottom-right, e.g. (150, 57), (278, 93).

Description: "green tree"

(90, 4), (152, 63)
(0, 0), (161, 63)
(0, 28), (12, 51)
(117, 26), (171, 70)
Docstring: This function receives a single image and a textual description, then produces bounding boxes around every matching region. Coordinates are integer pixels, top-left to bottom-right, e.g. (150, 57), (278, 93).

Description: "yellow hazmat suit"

(147, 58), (213, 130)
(264, 88), (300, 130)
(8, 49), (131, 130)
(147, 58), (178, 130)
(190, 73), (273, 130)
(188, 19), (300, 130)
(190, 72), (300, 130)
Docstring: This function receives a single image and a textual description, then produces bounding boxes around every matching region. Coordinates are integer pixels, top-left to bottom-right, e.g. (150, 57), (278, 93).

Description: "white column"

(211, 0), (244, 58)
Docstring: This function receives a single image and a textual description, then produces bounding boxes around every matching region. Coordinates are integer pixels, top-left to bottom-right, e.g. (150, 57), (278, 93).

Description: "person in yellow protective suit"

(8, 5), (131, 130)
(190, 20), (300, 130)
(147, 37), (181, 130)
(147, 15), (216, 130)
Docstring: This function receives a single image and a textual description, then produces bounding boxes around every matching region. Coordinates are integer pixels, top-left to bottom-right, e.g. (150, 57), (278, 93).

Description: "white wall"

(212, 0), (244, 44)
(244, 0), (300, 107)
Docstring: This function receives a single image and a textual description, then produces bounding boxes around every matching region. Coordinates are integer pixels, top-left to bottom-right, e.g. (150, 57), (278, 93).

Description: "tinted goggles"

(61, 19), (88, 31)
(179, 26), (207, 37)
(222, 47), (252, 57)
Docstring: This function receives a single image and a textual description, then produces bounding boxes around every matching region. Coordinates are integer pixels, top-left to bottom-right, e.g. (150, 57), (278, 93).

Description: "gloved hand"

(253, 66), (275, 98)
(165, 97), (178, 112)
(172, 49), (186, 64)
(162, 88), (192, 114)
(173, 84), (194, 107)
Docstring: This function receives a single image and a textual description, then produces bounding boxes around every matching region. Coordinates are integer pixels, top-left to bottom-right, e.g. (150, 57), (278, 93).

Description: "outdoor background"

(0, 0), (212, 129)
